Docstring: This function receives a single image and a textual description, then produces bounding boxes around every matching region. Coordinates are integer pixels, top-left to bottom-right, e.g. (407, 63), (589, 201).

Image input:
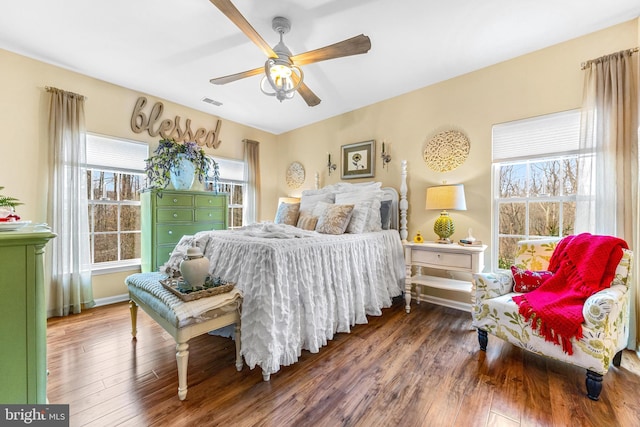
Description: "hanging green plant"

(144, 139), (215, 191)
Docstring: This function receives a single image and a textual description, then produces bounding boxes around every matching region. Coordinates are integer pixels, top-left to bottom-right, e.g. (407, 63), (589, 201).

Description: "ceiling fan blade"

(210, 67), (264, 85)
(291, 74), (321, 107)
(209, 0), (277, 58)
(291, 34), (371, 66)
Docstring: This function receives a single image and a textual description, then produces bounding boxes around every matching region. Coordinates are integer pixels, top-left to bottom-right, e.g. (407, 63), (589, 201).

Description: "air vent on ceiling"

(201, 97), (222, 106)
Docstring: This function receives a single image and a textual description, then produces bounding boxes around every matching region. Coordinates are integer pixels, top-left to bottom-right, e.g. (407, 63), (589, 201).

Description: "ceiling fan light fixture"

(260, 58), (303, 102)
(269, 63), (292, 79)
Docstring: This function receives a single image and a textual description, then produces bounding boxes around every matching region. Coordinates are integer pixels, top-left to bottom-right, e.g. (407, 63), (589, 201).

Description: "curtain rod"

(581, 47), (638, 70)
(45, 85), (87, 100)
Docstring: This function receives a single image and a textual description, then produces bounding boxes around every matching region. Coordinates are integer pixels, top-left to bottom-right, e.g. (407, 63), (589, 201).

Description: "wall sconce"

(381, 140), (392, 170)
(327, 153), (337, 176)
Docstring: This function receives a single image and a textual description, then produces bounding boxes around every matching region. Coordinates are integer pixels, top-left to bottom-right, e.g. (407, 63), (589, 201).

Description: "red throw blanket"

(512, 233), (627, 355)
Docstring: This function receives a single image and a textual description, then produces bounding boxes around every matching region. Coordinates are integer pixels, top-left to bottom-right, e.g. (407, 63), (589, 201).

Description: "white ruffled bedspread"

(162, 223), (405, 376)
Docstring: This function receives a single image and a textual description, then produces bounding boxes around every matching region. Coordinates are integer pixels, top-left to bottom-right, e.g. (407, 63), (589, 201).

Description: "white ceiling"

(1, 1), (639, 135)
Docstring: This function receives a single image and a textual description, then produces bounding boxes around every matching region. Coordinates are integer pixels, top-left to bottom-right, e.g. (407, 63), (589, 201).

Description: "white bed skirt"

(163, 224), (405, 376)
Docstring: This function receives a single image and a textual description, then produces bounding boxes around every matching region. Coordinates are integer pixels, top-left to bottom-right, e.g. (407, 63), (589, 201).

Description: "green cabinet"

(0, 226), (56, 404)
(141, 190), (228, 272)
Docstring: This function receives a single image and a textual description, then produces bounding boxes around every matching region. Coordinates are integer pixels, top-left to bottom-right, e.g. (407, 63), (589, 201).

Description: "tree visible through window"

(87, 170), (145, 264)
(207, 156), (246, 229)
(85, 134), (148, 269)
(495, 157), (577, 269)
(218, 182), (244, 229)
(492, 110), (583, 270)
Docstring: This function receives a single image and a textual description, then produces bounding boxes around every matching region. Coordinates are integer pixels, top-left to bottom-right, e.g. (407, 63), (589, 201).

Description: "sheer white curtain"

(575, 49), (638, 350)
(47, 87), (95, 317)
(243, 139), (260, 225)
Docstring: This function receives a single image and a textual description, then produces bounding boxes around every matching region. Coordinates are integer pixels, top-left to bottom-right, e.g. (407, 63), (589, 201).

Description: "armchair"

(472, 238), (633, 400)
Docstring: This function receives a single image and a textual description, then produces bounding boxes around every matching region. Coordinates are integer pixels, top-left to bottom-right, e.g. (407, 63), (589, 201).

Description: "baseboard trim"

(94, 294), (129, 307)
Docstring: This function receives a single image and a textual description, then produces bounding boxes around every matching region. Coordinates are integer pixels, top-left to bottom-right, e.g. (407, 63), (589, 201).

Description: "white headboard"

(381, 187), (399, 231)
(382, 160), (408, 239)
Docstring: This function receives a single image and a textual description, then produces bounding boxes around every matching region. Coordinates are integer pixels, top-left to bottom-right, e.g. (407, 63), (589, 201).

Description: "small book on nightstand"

(459, 239), (483, 246)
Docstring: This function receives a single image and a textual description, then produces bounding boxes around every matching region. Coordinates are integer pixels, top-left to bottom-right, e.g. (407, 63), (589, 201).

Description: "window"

(207, 157), (246, 229)
(492, 110), (585, 270)
(86, 134), (148, 271)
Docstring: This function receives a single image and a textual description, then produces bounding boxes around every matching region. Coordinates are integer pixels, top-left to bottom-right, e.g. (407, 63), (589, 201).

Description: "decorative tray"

(160, 276), (235, 302)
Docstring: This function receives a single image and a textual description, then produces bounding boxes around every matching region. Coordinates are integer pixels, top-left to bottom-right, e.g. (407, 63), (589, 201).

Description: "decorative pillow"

(296, 215), (318, 231)
(311, 201), (332, 219)
(380, 199), (392, 230)
(274, 202), (300, 226)
(511, 266), (554, 293)
(334, 189), (384, 233)
(299, 192), (335, 216)
(343, 200), (373, 234)
(315, 204), (354, 235)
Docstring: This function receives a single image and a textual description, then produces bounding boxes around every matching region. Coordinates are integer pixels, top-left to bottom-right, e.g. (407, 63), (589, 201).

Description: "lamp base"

(433, 211), (455, 244)
(435, 238), (453, 244)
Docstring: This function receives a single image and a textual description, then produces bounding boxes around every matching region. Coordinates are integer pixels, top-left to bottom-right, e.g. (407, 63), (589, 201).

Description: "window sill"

(92, 260), (141, 276)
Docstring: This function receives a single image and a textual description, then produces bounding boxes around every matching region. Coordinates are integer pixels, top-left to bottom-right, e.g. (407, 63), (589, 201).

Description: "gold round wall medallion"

(286, 161), (305, 189)
(423, 130), (470, 172)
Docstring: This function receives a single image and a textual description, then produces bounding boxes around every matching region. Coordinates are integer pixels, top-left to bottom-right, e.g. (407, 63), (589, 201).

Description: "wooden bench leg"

(129, 300), (138, 339)
(235, 323), (242, 371)
(176, 342), (189, 400)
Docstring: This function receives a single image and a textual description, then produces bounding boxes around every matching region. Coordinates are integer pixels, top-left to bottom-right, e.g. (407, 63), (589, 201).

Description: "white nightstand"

(404, 242), (487, 313)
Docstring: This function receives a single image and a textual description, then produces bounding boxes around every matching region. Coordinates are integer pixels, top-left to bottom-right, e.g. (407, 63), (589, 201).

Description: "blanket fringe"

(516, 300), (579, 355)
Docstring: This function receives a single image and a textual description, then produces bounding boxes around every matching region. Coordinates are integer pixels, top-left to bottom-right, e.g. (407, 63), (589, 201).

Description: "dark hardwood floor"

(46, 298), (640, 427)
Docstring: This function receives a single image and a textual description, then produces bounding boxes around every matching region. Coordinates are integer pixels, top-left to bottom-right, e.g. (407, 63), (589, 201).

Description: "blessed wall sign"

(130, 97), (222, 148)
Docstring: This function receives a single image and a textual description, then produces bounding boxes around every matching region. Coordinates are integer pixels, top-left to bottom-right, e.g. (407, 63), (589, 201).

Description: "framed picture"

(341, 140), (375, 179)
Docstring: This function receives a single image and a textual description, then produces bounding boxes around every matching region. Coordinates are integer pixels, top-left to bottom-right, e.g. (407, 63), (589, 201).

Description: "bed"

(147, 179), (407, 380)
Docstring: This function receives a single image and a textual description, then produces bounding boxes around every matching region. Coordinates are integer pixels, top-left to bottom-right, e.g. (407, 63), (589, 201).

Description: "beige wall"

(0, 49), (277, 301)
(1, 18), (637, 304)
(277, 19), (639, 273)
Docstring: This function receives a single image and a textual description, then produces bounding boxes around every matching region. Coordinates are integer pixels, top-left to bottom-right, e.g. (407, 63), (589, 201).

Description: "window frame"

(491, 109), (585, 271)
(206, 156), (247, 230)
(492, 155), (579, 270)
(85, 133), (148, 274)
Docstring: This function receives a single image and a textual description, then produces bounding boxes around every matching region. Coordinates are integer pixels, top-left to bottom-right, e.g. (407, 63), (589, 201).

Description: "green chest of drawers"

(0, 226), (56, 403)
(141, 190), (228, 272)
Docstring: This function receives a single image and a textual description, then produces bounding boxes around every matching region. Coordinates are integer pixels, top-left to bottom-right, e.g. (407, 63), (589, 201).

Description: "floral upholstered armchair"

(472, 238), (633, 400)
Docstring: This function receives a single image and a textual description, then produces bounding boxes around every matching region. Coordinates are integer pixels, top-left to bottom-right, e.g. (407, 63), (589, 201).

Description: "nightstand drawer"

(157, 209), (194, 222)
(156, 194), (194, 207)
(412, 250), (471, 269)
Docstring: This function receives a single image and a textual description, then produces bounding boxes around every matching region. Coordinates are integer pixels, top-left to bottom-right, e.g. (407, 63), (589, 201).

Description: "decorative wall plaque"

(130, 97), (222, 148)
(286, 161), (305, 189)
(423, 130), (470, 172)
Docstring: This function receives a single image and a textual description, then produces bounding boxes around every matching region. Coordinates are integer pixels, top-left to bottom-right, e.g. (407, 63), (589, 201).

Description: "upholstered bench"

(126, 272), (243, 400)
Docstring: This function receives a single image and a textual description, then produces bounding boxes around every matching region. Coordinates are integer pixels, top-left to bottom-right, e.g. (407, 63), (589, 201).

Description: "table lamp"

(425, 184), (466, 243)
(278, 197), (301, 206)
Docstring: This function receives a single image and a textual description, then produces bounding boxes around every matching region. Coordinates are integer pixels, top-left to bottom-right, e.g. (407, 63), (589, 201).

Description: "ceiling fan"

(209, 0), (372, 106)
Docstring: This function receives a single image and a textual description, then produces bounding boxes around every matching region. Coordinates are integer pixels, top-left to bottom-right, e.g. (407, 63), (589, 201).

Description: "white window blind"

(86, 134), (148, 172)
(492, 109), (581, 162)
(209, 156), (245, 183)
